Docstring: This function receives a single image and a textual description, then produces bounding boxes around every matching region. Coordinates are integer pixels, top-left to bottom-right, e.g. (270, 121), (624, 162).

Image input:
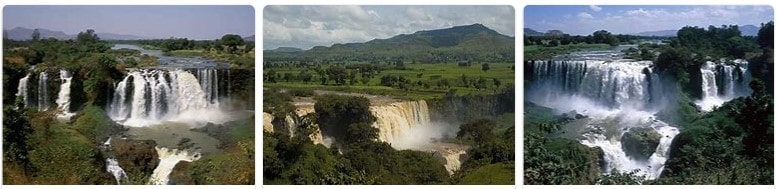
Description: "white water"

(106, 158), (128, 185)
(148, 147), (201, 185)
(56, 70), (74, 119)
(433, 146), (468, 175)
(109, 69), (228, 127)
(530, 59), (656, 109)
(528, 50), (681, 180)
(101, 137), (128, 185)
(371, 101), (433, 144)
(16, 73), (30, 108)
(38, 72), (49, 111)
(695, 60), (750, 111)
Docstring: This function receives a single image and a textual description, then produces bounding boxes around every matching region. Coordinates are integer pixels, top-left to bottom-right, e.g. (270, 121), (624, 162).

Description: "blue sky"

(525, 5), (774, 35)
(4, 5), (255, 39)
(264, 5), (514, 50)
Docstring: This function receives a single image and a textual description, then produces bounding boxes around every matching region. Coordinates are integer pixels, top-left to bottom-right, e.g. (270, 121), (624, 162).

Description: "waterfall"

(370, 101), (431, 144)
(528, 60), (657, 109)
(109, 69), (225, 127)
(527, 53), (678, 180)
(197, 69), (220, 107)
(148, 147), (201, 185)
(56, 70), (74, 119)
(38, 72), (49, 111)
(101, 137), (128, 185)
(696, 60), (750, 111)
(16, 73), (31, 108)
(106, 158), (128, 185)
(433, 147), (468, 175)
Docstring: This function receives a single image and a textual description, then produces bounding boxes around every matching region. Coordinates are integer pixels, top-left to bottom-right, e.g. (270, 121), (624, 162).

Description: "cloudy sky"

(525, 5), (774, 35)
(4, 5), (254, 39)
(263, 5), (515, 50)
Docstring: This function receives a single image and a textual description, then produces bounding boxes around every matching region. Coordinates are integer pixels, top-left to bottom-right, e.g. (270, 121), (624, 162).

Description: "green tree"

(220, 34), (245, 54)
(481, 63), (490, 72)
(758, 21), (774, 49)
(314, 95), (377, 145)
(3, 106), (32, 163)
(592, 30), (618, 46)
(457, 119), (496, 143)
(31, 29), (40, 41)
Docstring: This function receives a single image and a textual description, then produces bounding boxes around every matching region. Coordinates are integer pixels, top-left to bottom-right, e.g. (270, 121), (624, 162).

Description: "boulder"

(111, 139), (160, 179)
(621, 127), (661, 161)
(169, 161), (194, 185)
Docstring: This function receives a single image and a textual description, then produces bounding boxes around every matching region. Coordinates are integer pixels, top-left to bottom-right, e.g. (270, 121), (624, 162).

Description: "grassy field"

(524, 43), (611, 60)
(163, 48), (254, 68)
(458, 163), (515, 184)
(264, 62), (515, 100)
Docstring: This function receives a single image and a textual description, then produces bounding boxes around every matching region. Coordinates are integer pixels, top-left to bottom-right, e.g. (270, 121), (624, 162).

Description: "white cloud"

(626, 8), (653, 17)
(264, 5), (514, 50)
(577, 12), (593, 19)
(589, 5), (602, 12)
(529, 5), (773, 36)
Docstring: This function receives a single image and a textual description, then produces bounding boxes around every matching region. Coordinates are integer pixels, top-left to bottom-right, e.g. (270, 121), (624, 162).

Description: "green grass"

(265, 62), (514, 100)
(458, 163), (515, 184)
(228, 116), (255, 142)
(165, 50), (205, 57)
(524, 43), (611, 60)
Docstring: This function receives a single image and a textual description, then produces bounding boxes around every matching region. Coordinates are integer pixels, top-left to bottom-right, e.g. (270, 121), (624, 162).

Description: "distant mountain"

(243, 35), (255, 41)
(740, 25), (760, 36)
(95, 32), (145, 40)
(524, 28), (544, 36)
(523, 28), (566, 37)
(269, 47), (302, 52)
(266, 24), (514, 62)
(5, 27), (71, 40)
(634, 29), (678, 37)
(4, 27), (146, 40)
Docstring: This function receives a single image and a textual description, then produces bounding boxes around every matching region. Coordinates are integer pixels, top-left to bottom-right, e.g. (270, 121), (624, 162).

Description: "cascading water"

(696, 59), (750, 111)
(38, 72), (49, 111)
(371, 101), (432, 144)
(106, 158), (128, 185)
(148, 147), (201, 185)
(16, 73), (31, 108)
(101, 137), (128, 185)
(197, 69), (221, 107)
(109, 69), (227, 127)
(56, 70), (74, 119)
(527, 49), (680, 180)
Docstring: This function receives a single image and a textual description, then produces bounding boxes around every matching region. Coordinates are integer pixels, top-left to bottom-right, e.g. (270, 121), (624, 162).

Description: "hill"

(264, 23), (515, 63)
(524, 28), (545, 36)
(4, 27), (146, 40)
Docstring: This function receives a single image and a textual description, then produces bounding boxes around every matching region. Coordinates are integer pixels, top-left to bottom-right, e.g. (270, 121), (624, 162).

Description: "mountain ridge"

(265, 23), (515, 62)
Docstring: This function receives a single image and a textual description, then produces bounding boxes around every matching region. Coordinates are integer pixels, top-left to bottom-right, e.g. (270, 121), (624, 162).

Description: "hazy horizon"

(525, 5), (774, 35)
(3, 5), (255, 40)
(263, 5), (515, 50)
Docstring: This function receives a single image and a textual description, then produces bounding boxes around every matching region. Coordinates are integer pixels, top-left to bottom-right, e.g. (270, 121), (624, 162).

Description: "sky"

(3, 5), (255, 40)
(263, 5), (515, 50)
(525, 5), (774, 35)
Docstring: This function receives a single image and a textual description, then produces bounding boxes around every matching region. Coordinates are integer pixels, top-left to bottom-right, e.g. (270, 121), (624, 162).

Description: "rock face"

(110, 139), (160, 179)
(263, 112), (273, 132)
(169, 161), (194, 185)
(621, 127), (661, 161)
